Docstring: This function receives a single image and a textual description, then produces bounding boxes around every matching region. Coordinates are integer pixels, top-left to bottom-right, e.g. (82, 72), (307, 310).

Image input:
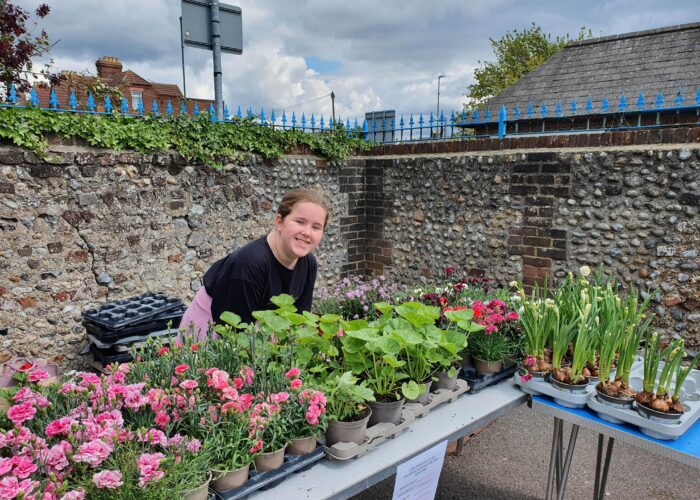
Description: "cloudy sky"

(16, 0), (700, 121)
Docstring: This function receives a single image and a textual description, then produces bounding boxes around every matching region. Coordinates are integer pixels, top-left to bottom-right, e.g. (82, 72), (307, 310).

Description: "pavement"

(352, 403), (700, 500)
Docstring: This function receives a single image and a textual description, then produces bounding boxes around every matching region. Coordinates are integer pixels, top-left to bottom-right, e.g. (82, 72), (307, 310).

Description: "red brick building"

(34, 56), (213, 115)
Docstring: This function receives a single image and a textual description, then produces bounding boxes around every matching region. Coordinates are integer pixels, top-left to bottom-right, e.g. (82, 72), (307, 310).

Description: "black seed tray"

(83, 304), (185, 343)
(214, 443), (325, 500)
(90, 343), (134, 366)
(81, 292), (183, 330)
(459, 364), (518, 394)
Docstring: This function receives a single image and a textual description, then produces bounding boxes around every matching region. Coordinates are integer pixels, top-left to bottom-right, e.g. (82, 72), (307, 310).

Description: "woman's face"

(275, 201), (326, 260)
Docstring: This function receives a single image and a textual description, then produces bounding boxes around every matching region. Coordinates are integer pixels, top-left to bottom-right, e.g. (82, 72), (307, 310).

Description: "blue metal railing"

(2, 84), (699, 144)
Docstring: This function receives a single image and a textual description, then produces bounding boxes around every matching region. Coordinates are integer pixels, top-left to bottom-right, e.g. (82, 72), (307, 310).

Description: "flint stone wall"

(0, 138), (699, 367)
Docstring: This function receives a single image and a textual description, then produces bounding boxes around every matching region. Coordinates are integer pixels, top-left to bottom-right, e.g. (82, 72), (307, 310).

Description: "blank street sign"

(181, 0), (243, 54)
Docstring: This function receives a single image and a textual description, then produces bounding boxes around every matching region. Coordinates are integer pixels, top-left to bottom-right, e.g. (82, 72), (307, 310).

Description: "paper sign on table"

(392, 439), (448, 500)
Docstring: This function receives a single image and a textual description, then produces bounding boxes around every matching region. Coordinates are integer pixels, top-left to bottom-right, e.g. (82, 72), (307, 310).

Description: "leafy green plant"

(321, 371), (375, 422)
(469, 331), (511, 363)
(0, 107), (373, 166)
(205, 416), (254, 471)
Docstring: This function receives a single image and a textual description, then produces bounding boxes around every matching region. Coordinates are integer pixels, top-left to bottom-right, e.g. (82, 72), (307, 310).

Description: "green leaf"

(271, 294), (295, 307)
(219, 311), (241, 327)
(401, 380), (421, 400)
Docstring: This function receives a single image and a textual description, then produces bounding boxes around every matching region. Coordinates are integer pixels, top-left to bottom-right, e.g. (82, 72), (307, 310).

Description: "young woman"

(179, 189), (329, 340)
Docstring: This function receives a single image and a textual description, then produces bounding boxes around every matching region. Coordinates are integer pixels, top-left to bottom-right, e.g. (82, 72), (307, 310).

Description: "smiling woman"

(178, 189), (330, 340)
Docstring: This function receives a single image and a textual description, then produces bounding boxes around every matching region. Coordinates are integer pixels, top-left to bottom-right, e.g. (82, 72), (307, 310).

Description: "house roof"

(151, 83), (183, 98)
(481, 22), (700, 121)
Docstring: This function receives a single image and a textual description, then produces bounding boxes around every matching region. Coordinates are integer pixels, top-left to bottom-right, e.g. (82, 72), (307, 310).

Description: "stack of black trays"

(82, 292), (185, 367)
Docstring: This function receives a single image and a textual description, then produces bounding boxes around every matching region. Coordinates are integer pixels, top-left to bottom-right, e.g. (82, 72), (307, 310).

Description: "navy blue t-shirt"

(202, 236), (317, 325)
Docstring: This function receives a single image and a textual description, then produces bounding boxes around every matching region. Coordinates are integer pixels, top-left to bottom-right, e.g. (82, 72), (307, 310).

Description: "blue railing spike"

(121, 97), (129, 114)
(655, 92), (664, 109)
(104, 95), (112, 114)
(281, 111), (287, 127)
(585, 96), (593, 113)
(484, 109), (491, 121)
(180, 100), (187, 115)
(637, 92), (645, 109)
(291, 111), (297, 128)
(87, 93), (96, 111)
(381, 118), (386, 131)
(541, 102), (548, 118)
(49, 89), (59, 109)
(8, 83), (18, 104)
(136, 97), (144, 115)
(419, 113), (424, 126)
(209, 103), (216, 122)
(674, 89), (684, 107)
(166, 100), (173, 115)
(362, 119), (368, 141)
(247, 107), (253, 119)
(301, 113), (306, 128)
(409, 114), (414, 126)
(527, 102), (533, 118)
(472, 110), (478, 122)
(269, 109), (275, 124)
(310, 114), (315, 127)
(428, 112), (434, 126)
(555, 100), (562, 117)
(601, 97), (609, 113)
(399, 116), (405, 127)
(696, 88), (700, 106)
(69, 89), (77, 110)
(193, 102), (199, 116)
(498, 105), (506, 139)
(151, 99), (158, 115)
(619, 94), (627, 112)
(329, 117), (334, 129)
(224, 105), (231, 121)
(513, 104), (520, 119)
(30, 88), (39, 106)
(439, 111), (445, 124)
(237, 105), (242, 118)
(372, 119), (378, 131)
(354, 118), (358, 130)
(320, 115), (325, 131)
(570, 99), (577, 114)
(261, 109), (266, 125)
(346, 118), (351, 130)
(390, 117), (395, 129)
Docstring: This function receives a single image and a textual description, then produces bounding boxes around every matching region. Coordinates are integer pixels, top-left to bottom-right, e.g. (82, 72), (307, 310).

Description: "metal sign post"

(181, 0), (242, 120)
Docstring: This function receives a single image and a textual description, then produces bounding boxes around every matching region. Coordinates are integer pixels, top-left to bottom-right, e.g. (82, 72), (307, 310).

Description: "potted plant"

(514, 281), (556, 376)
(322, 371), (375, 446)
(206, 417), (254, 491)
(250, 398), (289, 472)
(549, 300), (596, 393)
(547, 300), (577, 384)
(636, 336), (700, 421)
(170, 438), (212, 500)
(435, 307), (481, 389)
(282, 369), (328, 455)
(469, 330), (510, 376)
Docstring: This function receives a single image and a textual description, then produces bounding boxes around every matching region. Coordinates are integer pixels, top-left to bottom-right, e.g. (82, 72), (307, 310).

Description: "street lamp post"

(436, 74), (446, 137)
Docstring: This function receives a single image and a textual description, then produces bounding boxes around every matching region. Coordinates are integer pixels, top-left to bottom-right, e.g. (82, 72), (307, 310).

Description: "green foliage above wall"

(0, 107), (372, 166)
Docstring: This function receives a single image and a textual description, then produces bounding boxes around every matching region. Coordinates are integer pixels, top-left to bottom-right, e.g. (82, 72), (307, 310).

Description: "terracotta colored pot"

(211, 464), (250, 491)
(368, 398), (405, 426)
(286, 435), (317, 456)
(474, 358), (502, 376)
(326, 408), (371, 446)
(254, 446), (285, 472)
(180, 474), (211, 500)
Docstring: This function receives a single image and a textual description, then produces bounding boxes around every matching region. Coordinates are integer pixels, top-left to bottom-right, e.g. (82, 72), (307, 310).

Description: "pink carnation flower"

(46, 417), (77, 438)
(60, 490), (86, 500)
(92, 470), (123, 489)
(506, 311), (519, 321)
(7, 402), (36, 426)
(290, 379), (302, 390)
(73, 439), (113, 467)
(285, 368), (301, 379)
(137, 453), (165, 488)
(12, 455), (38, 479)
(28, 369), (50, 383)
(186, 438), (202, 454)
(179, 379), (198, 390)
(174, 364), (190, 375)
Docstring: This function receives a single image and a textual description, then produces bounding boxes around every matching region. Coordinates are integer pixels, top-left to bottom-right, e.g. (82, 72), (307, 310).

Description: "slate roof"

(482, 23), (700, 121)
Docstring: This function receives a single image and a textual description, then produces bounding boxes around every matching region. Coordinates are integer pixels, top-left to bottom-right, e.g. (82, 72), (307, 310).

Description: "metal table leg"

(593, 435), (615, 500)
(556, 424), (580, 500)
(545, 417), (580, 500)
(546, 417), (562, 500)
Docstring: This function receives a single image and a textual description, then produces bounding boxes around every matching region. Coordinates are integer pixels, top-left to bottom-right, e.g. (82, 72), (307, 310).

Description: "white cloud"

(13, 0), (700, 122)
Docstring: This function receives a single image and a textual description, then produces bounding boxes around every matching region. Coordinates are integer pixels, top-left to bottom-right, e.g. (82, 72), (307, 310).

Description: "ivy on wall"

(0, 107), (373, 166)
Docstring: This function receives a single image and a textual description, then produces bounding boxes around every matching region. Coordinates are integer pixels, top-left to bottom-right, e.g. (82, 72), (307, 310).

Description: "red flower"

(18, 362), (34, 372)
(191, 344), (198, 352)
(438, 296), (448, 307)
(156, 347), (169, 357)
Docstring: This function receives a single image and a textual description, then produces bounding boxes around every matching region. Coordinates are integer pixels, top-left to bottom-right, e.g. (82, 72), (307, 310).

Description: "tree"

(0, 0), (58, 93)
(465, 23), (592, 108)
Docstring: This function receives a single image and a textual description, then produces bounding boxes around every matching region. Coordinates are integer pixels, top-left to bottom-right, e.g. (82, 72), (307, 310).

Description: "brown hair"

(277, 189), (330, 227)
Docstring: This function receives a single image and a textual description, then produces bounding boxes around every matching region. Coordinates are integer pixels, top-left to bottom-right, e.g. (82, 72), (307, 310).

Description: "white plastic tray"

(513, 372), (595, 408)
(587, 367), (700, 440)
